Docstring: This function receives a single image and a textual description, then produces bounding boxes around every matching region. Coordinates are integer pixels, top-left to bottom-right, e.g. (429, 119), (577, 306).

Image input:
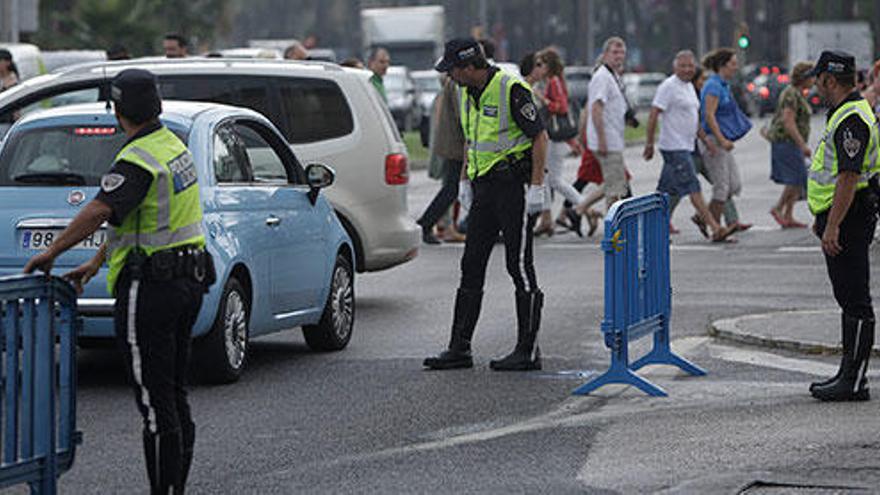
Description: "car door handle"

(266, 216), (281, 227)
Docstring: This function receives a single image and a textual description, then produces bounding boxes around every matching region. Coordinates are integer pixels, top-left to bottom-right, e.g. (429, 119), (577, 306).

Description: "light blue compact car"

(0, 101), (355, 383)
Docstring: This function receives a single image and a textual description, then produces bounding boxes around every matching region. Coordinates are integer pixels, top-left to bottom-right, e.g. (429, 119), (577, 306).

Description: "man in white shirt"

(643, 50), (734, 242)
(587, 37), (630, 208)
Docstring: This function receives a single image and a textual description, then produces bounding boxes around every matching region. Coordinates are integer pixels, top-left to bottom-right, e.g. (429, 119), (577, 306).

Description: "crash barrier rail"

(573, 193), (705, 397)
(0, 274), (81, 494)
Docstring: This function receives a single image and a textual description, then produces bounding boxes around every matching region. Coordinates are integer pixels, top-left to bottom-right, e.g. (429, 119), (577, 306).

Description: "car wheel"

(194, 277), (249, 384)
(302, 254), (354, 351)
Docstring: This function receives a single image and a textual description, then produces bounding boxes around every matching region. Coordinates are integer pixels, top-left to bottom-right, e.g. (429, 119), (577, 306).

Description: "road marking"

(777, 246), (821, 253)
(709, 343), (879, 378)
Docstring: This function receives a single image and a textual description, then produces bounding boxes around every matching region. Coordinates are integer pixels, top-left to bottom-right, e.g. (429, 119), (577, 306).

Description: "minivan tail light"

(385, 154), (408, 185)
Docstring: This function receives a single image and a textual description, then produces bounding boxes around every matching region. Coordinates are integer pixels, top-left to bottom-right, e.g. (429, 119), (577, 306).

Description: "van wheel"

(303, 255), (354, 351)
(194, 277), (249, 384)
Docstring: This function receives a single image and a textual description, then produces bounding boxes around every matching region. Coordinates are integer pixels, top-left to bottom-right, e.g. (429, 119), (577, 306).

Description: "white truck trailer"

(361, 5), (445, 71)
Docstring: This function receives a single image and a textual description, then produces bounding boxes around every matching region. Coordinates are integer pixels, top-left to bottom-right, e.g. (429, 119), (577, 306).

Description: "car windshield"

(384, 74), (407, 92)
(0, 123), (189, 186)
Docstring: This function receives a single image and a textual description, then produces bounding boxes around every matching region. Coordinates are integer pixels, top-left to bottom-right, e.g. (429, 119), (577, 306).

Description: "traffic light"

(736, 22), (750, 50)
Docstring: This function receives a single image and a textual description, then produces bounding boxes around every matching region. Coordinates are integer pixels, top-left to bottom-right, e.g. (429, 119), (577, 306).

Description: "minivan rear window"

(0, 124), (189, 186)
(278, 79), (354, 144)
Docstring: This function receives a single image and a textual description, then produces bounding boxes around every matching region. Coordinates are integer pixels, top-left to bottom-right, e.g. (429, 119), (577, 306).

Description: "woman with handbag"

(533, 48), (585, 236)
(699, 48), (753, 229)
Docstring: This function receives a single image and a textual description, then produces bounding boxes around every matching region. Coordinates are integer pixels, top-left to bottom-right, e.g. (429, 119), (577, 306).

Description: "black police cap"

(807, 50), (856, 77)
(435, 38), (483, 72)
(111, 69), (162, 123)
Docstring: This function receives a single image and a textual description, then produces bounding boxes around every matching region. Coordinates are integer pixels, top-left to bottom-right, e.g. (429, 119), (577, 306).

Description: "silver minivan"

(0, 58), (419, 272)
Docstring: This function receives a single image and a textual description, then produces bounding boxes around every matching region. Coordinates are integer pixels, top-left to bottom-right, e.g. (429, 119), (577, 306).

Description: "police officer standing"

(424, 39), (548, 371)
(806, 51), (880, 402)
(24, 69), (211, 493)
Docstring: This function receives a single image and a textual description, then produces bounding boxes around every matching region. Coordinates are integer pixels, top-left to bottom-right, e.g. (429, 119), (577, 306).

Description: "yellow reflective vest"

(460, 70), (534, 180)
(807, 98), (880, 214)
(105, 126), (205, 295)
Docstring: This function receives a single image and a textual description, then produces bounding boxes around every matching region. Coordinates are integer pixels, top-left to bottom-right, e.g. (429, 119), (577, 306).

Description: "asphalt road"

(58, 116), (880, 494)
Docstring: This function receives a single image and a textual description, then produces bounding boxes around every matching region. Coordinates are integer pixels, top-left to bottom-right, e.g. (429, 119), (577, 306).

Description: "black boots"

(423, 288), (483, 369)
(418, 221), (441, 245)
(811, 314), (873, 402)
(490, 290), (544, 371)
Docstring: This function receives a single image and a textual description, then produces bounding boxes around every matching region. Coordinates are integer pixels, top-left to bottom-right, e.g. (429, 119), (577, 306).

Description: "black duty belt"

(474, 158), (530, 184)
(128, 245), (212, 283)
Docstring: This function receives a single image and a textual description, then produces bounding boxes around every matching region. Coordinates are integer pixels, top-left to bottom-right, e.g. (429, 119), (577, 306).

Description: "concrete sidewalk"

(710, 309), (880, 356)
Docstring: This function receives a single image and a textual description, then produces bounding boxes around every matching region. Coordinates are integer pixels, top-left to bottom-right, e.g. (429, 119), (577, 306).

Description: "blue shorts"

(657, 150), (701, 197)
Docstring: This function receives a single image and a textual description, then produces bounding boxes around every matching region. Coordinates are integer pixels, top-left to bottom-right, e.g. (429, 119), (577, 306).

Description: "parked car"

(0, 58), (419, 273)
(0, 101), (355, 383)
(41, 50), (107, 72)
(622, 72), (666, 109)
(410, 69), (441, 146)
(0, 43), (45, 81)
(215, 47), (282, 59)
(745, 65), (789, 117)
(564, 65), (592, 120)
(384, 65), (422, 132)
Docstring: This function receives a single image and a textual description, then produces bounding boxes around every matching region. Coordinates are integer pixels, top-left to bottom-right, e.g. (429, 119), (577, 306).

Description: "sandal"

(783, 219), (808, 229)
(711, 224), (737, 243)
(585, 209), (601, 237)
(534, 224), (554, 237)
(690, 215), (709, 239)
(769, 208), (786, 227)
(733, 222), (753, 232)
(565, 208), (583, 237)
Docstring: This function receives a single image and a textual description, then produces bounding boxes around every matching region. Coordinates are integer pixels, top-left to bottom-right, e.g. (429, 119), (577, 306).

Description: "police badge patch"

(521, 102), (537, 121)
(101, 173), (125, 193)
(842, 128), (862, 159)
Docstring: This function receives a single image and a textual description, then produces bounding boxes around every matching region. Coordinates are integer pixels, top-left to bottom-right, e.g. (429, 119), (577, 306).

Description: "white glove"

(526, 184), (546, 216)
(458, 179), (473, 211)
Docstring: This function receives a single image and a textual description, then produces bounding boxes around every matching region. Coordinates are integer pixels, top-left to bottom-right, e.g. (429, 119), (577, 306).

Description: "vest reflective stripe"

(124, 146), (170, 231)
(107, 220), (204, 251)
(106, 127), (205, 295)
(807, 99), (880, 214)
(461, 71), (534, 178)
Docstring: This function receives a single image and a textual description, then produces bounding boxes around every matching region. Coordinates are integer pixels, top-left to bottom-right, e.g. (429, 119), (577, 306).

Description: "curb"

(708, 310), (880, 357)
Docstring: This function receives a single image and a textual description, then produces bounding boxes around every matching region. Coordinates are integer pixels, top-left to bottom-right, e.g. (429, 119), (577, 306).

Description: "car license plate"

(21, 229), (106, 250)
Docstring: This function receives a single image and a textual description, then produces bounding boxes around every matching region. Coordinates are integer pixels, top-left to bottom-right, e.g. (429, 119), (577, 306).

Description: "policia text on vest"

(806, 50), (880, 403)
(24, 68), (214, 494)
(424, 38), (549, 372)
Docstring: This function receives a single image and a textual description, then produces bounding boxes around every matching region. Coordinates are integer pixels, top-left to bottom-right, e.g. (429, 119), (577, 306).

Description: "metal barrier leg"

(630, 326), (707, 377)
(572, 335), (668, 397)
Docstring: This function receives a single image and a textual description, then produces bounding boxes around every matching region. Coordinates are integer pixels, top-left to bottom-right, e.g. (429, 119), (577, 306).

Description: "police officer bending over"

(424, 39), (548, 371)
(807, 51), (880, 402)
(25, 69), (213, 493)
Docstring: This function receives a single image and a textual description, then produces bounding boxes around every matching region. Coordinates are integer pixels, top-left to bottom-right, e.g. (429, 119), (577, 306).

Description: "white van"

(0, 43), (45, 81)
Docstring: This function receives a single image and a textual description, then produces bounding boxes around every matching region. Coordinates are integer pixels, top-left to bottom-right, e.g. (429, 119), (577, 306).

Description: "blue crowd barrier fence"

(573, 193), (706, 397)
(0, 274), (81, 494)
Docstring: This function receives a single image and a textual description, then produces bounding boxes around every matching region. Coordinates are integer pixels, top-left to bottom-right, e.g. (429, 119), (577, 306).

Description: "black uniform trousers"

(114, 271), (204, 494)
(815, 189), (878, 320)
(460, 167), (538, 293)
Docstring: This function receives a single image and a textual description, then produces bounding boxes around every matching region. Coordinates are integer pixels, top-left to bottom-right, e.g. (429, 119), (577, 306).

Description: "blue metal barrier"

(0, 274), (80, 494)
(573, 193), (706, 397)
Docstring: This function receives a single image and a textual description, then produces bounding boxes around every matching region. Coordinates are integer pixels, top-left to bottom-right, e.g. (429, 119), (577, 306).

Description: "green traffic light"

(738, 35), (750, 49)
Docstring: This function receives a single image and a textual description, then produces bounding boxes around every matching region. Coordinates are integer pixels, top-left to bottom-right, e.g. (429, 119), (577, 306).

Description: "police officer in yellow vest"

(424, 39), (548, 371)
(24, 69), (212, 493)
(806, 51), (880, 402)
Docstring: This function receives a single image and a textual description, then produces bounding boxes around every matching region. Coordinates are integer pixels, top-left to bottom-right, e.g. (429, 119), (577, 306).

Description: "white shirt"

(587, 65), (627, 152)
(652, 74), (700, 151)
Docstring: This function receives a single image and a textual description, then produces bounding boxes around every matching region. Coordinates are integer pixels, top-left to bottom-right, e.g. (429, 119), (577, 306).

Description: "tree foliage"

(32, 0), (233, 56)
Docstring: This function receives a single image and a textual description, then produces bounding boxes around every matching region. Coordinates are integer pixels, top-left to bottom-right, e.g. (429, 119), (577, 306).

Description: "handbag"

(718, 94), (752, 142)
(547, 112), (578, 141)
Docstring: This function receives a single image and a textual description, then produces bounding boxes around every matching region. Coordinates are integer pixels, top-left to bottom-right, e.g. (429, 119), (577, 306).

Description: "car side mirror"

(304, 163), (335, 205)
